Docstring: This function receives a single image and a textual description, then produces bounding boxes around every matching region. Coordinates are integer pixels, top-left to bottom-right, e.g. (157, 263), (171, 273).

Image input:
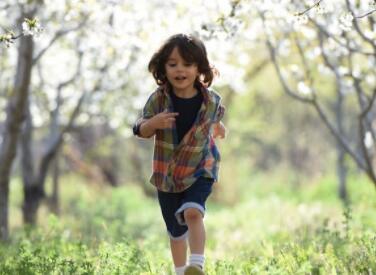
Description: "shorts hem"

(168, 230), (189, 240)
(175, 202), (205, 225)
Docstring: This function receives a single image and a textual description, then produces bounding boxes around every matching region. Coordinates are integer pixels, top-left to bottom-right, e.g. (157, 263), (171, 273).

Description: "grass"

(1, 171), (375, 274)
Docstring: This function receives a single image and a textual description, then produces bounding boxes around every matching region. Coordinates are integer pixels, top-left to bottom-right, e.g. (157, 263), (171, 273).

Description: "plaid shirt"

(134, 83), (225, 193)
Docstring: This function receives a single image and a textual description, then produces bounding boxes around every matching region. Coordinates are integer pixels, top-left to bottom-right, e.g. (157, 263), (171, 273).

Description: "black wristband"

(132, 122), (141, 136)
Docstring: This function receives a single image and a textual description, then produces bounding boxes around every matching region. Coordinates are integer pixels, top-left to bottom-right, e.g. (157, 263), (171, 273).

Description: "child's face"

(165, 47), (199, 94)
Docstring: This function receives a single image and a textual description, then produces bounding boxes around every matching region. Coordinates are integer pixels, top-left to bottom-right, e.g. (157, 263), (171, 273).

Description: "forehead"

(167, 47), (184, 61)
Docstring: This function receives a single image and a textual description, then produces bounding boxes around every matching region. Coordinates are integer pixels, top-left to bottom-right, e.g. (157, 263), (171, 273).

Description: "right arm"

(136, 110), (179, 138)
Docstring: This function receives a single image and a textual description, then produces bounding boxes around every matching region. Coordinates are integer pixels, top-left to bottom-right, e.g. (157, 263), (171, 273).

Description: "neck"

(173, 86), (197, 98)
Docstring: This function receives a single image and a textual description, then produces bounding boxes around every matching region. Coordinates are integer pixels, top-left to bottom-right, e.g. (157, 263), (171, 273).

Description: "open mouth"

(175, 76), (186, 81)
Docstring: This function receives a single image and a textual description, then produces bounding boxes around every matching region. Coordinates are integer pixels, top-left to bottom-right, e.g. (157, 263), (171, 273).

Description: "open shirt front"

(135, 83), (225, 193)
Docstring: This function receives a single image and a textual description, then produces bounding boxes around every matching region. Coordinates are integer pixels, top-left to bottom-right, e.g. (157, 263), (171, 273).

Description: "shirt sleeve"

(214, 103), (225, 123)
(132, 91), (160, 137)
(142, 92), (159, 119)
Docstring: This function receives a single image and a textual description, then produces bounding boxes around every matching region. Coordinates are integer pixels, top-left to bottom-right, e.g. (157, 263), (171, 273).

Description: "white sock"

(175, 265), (186, 275)
(189, 254), (205, 268)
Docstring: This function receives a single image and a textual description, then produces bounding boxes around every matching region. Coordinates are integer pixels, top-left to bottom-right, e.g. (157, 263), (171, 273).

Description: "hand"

(149, 110), (179, 129)
(212, 121), (226, 139)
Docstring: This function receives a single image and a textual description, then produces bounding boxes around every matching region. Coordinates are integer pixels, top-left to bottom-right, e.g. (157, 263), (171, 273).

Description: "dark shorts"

(157, 177), (214, 240)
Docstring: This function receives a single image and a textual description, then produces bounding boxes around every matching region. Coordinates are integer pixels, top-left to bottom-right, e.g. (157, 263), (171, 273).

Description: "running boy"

(133, 33), (226, 275)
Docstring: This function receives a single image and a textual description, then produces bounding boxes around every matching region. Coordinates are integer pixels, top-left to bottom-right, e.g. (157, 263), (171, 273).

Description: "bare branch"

(355, 8), (376, 19)
(260, 12), (313, 103)
(292, 33), (315, 88)
(312, 100), (366, 169)
(244, 58), (269, 81)
(358, 116), (376, 186)
(51, 48), (84, 130)
(260, 8), (368, 170)
(345, 0), (376, 50)
(32, 17), (88, 65)
(361, 88), (376, 117)
(296, 0), (323, 16)
(309, 18), (374, 56)
(297, 0), (376, 19)
(0, 3), (12, 10)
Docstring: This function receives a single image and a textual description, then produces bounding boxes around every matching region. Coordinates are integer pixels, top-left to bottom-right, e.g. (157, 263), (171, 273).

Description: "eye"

(167, 63), (176, 67)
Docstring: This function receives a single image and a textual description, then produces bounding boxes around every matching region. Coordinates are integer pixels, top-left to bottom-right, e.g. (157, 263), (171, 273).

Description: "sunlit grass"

(4, 171), (376, 274)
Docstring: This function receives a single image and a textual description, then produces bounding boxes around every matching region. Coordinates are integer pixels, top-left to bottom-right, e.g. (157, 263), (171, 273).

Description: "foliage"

(2, 173), (376, 274)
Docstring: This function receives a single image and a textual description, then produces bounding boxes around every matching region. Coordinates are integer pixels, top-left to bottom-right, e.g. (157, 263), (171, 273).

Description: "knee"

(183, 208), (202, 223)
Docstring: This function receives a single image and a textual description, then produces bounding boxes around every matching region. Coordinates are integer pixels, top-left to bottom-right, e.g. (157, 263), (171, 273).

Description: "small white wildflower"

(297, 82), (312, 95)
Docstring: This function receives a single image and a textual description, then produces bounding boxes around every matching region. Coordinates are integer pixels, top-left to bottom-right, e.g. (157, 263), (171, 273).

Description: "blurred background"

(0, 0), (375, 274)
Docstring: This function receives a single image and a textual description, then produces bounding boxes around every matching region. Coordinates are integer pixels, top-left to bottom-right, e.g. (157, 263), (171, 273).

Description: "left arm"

(212, 121), (226, 139)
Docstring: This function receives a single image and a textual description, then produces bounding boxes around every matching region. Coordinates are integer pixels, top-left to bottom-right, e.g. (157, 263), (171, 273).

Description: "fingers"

(161, 116), (177, 128)
(165, 112), (179, 118)
(162, 109), (179, 115)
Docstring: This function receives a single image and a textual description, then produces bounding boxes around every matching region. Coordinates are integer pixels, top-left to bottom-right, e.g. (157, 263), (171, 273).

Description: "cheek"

(165, 67), (173, 76)
(191, 68), (199, 76)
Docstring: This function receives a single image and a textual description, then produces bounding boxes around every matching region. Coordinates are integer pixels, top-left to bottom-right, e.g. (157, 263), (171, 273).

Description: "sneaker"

(184, 265), (205, 275)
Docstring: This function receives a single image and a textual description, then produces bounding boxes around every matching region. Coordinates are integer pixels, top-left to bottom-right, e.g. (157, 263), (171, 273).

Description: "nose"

(176, 63), (185, 72)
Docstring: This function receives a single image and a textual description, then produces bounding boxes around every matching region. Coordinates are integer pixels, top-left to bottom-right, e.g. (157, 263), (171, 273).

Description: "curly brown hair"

(148, 33), (218, 87)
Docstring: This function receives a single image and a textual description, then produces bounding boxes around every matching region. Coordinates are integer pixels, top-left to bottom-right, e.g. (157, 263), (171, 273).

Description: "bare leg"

(184, 208), (205, 254)
(170, 238), (187, 267)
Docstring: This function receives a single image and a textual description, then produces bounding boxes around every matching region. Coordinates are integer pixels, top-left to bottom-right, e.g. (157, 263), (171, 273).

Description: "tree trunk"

(20, 102), (44, 225)
(0, 182), (9, 241)
(0, 21), (34, 241)
(335, 83), (348, 203)
(337, 145), (348, 203)
(49, 153), (60, 215)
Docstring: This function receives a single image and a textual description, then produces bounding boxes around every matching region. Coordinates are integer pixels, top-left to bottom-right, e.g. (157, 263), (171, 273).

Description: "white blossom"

(365, 74), (375, 85)
(364, 132), (374, 148)
(0, 33), (14, 48)
(293, 14), (309, 27)
(297, 82), (312, 95)
(22, 18), (43, 36)
(306, 47), (321, 60)
(318, 64), (332, 75)
(338, 66), (349, 76)
(364, 30), (376, 40)
(352, 66), (361, 78)
(279, 40), (291, 57)
(289, 64), (304, 79)
(315, 4), (327, 15)
(339, 13), (353, 32)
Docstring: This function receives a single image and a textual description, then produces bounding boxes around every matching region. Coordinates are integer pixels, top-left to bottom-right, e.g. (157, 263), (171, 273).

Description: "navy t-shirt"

(170, 89), (203, 143)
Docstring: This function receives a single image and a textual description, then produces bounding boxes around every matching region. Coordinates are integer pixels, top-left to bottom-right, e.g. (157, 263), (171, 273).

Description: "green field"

(1, 172), (375, 275)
